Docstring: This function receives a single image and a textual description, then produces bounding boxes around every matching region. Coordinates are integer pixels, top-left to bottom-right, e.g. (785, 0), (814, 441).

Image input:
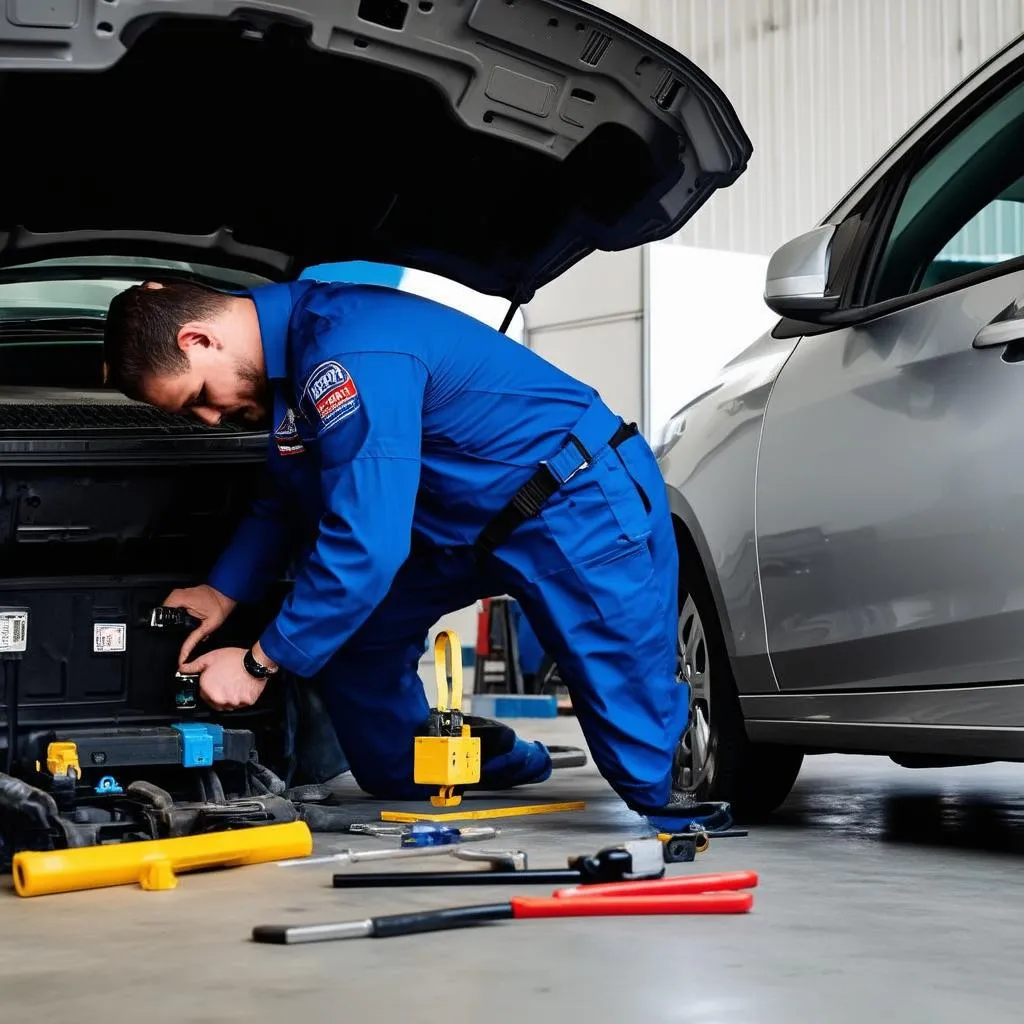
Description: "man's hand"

(162, 584), (237, 668)
(180, 646), (267, 712)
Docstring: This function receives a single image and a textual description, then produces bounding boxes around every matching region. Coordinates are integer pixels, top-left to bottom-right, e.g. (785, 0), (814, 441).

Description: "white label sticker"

(93, 623), (127, 654)
(0, 611), (28, 654)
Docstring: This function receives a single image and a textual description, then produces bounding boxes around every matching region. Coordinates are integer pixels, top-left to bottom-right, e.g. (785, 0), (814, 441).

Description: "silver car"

(658, 33), (1024, 817)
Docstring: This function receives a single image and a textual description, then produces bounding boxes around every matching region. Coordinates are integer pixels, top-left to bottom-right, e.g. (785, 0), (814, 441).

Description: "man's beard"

(234, 358), (272, 425)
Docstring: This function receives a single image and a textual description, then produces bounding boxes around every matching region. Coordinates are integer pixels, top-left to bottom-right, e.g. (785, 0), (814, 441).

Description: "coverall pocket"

(593, 448), (654, 545)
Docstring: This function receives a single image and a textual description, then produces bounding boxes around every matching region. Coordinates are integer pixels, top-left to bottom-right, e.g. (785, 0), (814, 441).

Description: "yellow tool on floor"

(11, 820), (313, 897)
(380, 801), (587, 823)
(414, 629), (481, 807)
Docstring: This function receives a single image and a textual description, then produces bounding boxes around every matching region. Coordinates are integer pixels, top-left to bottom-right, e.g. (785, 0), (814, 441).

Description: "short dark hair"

(103, 279), (232, 399)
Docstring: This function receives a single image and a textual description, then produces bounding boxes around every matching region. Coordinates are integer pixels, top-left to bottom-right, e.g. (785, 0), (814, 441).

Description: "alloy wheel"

(673, 594), (713, 792)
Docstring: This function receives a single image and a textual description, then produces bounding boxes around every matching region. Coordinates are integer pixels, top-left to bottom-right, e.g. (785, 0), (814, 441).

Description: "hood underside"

(0, 0), (751, 302)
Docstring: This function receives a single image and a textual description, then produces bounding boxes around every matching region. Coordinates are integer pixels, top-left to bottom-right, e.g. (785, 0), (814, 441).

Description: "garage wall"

(524, 248), (644, 427)
(595, 0), (1024, 257)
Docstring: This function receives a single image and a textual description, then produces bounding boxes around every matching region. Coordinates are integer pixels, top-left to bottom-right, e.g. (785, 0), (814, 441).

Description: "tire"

(673, 549), (804, 821)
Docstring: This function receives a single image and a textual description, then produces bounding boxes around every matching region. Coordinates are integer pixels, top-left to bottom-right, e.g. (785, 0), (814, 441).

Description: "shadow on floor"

(766, 787), (1024, 856)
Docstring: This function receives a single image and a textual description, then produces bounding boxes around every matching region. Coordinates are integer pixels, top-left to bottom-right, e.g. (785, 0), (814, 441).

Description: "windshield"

(0, 256), (272, 321)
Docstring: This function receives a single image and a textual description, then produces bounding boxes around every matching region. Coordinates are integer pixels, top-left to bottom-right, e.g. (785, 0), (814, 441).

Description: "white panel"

(646, 243), (778, 440)
(590, 0), (1024, 255)
(524, 248), (642, 327)
(398, 267), (525, 341)
(530, 318), (643, 425)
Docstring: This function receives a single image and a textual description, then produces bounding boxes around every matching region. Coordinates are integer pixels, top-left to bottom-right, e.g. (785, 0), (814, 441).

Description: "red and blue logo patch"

(273, 407), (305, 456)
(303, 361), (361, 431)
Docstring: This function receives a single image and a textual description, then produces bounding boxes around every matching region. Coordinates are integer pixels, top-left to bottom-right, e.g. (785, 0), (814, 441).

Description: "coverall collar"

(246, 282), (309, 382)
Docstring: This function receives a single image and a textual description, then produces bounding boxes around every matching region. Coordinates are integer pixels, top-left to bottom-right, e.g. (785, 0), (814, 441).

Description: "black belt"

(474, 419), (640, 559)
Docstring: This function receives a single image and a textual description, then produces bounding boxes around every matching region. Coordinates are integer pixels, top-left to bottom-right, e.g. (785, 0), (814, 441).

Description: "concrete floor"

(4, 716), (1024, 1023)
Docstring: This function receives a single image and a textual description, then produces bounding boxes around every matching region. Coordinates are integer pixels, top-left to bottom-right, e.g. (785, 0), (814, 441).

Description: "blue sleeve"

(257, 349), (426, 678)
(206, 471), (294, 604)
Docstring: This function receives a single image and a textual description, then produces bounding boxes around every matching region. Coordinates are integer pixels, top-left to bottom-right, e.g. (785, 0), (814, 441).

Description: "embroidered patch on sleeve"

(273, 407), (306, 456)
(303, 360), (361, 431)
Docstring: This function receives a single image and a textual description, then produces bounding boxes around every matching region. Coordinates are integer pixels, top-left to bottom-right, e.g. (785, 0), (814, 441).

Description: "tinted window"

(870, 79), (1024, 303)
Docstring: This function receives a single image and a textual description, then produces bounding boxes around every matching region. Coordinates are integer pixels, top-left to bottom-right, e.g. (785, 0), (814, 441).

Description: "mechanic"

(101, 277), (690, 821)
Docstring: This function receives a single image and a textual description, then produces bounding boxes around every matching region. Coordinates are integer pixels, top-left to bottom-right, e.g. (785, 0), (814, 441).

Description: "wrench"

(347, 824), (499, 843)
(278, 844), (524, 869)
(454, 848), (528, 870)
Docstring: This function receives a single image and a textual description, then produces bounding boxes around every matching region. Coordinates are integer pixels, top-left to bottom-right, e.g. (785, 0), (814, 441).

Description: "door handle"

(974, 320), (1024, 348)
(974, 297), (1024, 349)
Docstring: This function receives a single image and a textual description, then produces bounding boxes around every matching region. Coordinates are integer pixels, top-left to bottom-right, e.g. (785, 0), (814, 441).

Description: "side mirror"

(764, 225), (840, 319)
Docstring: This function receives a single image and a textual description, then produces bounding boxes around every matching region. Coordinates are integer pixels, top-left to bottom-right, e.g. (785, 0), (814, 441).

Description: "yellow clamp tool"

(413, 629), (481, 807)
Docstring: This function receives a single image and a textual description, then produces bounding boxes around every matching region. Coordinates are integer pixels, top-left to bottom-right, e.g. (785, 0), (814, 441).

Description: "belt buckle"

(563, 434), (592, 483)
(561, 455), (589, 484)
(541, 451), (589, 487)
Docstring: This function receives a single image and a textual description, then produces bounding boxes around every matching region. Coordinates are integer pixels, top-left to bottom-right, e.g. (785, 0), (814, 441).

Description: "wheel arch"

(666, 484), (738, 660)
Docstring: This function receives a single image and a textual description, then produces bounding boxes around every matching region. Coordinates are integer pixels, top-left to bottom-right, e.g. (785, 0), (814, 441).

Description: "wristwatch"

(243, 646), (278, 680)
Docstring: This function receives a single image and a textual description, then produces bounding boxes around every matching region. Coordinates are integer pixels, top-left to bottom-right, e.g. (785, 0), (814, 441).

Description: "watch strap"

(244, 647), (277, 679)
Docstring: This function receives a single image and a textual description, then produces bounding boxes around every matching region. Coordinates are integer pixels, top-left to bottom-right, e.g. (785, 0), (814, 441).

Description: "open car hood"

(0, 0), (751, 303)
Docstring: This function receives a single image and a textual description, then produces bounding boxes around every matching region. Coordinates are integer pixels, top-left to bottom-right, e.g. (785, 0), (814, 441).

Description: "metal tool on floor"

(348, 823), (501, 844)
(454, 848), (527, 870)
(661, 831), (710, 863)
(253, 870), (759, 945)
(414, 630), (480, 808)
(379, 800), (586, 824)
(281, 844), (526, 870)
(331, 837), (664, 889)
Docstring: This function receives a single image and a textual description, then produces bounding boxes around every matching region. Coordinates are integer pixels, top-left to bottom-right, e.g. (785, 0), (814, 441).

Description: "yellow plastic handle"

(432, 629), (463, 713)
(12, 820), (313, 898)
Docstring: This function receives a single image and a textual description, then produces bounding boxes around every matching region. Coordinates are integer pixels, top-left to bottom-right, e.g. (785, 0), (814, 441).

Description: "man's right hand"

(162, 584), (237, 669)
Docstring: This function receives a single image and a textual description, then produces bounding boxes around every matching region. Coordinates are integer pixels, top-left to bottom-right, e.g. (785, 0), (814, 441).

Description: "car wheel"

(672, 554), (804, 821)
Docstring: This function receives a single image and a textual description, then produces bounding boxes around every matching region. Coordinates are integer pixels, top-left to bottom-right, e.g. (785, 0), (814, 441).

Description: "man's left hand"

(180, 646), (268, 711)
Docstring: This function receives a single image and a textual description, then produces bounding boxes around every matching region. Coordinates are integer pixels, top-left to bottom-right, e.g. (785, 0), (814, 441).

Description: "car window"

(869, 78), (1024, 304)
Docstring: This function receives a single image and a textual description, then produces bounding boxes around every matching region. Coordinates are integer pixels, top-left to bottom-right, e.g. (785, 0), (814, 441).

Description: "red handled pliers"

(253, 870), (759, 945)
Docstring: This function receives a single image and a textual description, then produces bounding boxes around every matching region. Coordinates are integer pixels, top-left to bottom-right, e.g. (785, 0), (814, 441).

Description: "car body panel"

(0, 0), (751, 302)
(756, 268), (1024, 694)
(742, 685), (1024, 761)
(656, 328), (799, 678)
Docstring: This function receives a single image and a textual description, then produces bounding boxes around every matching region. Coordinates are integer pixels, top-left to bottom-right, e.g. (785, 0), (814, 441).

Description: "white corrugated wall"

(592, 0), (1024, 256)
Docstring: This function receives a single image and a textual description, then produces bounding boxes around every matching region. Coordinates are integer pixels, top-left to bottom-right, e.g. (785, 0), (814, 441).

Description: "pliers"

(252, 870), (759, 944)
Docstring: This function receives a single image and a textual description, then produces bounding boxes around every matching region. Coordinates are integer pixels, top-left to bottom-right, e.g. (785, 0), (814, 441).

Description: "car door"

(755, 67), (1024, 694)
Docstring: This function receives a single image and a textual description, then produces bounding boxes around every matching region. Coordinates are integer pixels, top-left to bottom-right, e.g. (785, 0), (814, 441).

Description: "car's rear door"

(755, 56), (1024, 705)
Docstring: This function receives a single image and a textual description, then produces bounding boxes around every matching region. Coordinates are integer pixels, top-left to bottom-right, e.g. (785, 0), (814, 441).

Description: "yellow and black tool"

(413, 629), (481, 807)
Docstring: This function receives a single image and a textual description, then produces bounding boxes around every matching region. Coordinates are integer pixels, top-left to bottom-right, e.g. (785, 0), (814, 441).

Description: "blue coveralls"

(207, 281), (688, 814)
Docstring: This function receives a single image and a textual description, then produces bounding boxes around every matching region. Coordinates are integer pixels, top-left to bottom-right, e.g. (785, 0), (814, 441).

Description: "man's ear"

(176, 324), (213, 353)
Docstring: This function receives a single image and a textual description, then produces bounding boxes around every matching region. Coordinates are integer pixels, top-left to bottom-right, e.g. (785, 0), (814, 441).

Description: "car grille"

(0, 403), (247, 435)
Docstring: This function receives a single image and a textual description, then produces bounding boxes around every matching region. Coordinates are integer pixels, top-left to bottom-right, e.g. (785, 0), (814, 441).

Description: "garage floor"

(3, 716), (1023, 1023)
